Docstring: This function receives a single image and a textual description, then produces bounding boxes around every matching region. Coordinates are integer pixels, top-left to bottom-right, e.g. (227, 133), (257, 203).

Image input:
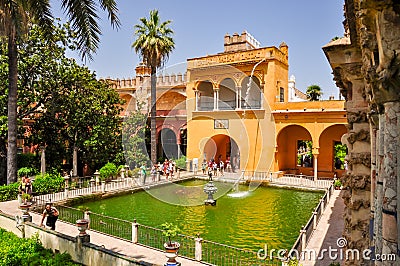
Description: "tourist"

(225, 157), (232, 172)
(140, 164), (147, 184)
(19, 175), (32, 196)
(151, 165), (157, 182)
(219, 160), (225, 176)
(212, 161), (218, 176)
(202, 159), (207, 175)
(40, 203), (59, 230)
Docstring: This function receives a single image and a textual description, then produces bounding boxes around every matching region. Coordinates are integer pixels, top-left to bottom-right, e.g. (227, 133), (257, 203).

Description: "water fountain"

(203, 173), (218, 205)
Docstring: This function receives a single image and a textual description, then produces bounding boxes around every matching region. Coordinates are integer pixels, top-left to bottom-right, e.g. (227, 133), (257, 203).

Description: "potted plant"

(21, 193), (32, 204)
(161, 222), (181, 251)
(334, 179), (342, 190)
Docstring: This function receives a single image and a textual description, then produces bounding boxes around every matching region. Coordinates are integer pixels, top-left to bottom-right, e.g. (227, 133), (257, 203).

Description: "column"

(260, 82), (265, 109)
(235, 86), (240, 109)
(40, 146), (46, 175)
(213, 86), (219, 110)
(313, 155), (318, 181)
(381, 102), (399, 256)
(195, 90), (199, 111)
(73, 146), (78, 177)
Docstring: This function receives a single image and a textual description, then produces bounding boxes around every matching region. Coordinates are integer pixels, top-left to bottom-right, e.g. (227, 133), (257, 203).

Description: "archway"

(158, 128), (178, 160)
(197, 81), (214, 111)
(203, 134), (240, 171)
(241, 76), (261, 109)
(219, 78), (236, 110)
(319, 124), (347, 174)
(276, 125), (312, 173)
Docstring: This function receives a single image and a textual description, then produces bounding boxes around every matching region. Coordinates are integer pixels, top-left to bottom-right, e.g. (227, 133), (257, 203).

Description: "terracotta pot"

(164, 242), (180, 253)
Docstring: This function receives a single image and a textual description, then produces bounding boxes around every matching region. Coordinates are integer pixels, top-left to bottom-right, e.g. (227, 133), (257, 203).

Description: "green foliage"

(122, 104), (149, 169)
(334, 143), (347, 163)
(0, 182), (20, 201)
(32, 173), (65, 195)
(334, 179), (342, 188)
(306, 84), (323, 101)
(329, 262), (340, 266)
(161, 222), (181, 245)
(287, 258), (302, 266)
(0, 229), (79, 266)
(17, 167), (37, 178)
(16, 153), (39, 170)
(175, 156), (187, 170)
(99, 162), (118, 180)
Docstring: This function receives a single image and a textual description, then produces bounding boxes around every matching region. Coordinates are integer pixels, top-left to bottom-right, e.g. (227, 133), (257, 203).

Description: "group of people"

(140, 159), (178, 184)
(202, 156), (234, 177)
(18, 175), (59, 230)
(18, 175), (32, 196)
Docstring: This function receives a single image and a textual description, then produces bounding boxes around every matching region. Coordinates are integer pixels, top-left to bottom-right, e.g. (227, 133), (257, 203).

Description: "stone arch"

(197, 80), (214, 111)
(203, 134), (240, 171)
(319, 124), (347, 173)
(156, 91), (186, 111)
(218, 78), (236, 110)
(240, 76), (262, 109)
(158, 128), (178, 159)
(119, 93), (136, 116)
(276, 125), (312, 172)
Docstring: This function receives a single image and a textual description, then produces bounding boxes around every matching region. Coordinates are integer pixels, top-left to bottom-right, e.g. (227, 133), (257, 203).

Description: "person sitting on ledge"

(40, 203), (59, 230)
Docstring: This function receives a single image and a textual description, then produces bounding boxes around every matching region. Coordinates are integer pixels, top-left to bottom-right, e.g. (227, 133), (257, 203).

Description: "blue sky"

(56, 0), (345, 99)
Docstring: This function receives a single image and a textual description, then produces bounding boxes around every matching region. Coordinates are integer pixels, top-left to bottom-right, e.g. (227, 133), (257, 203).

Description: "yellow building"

(185, 31), (347, 178)
(111, 31), (347, 179)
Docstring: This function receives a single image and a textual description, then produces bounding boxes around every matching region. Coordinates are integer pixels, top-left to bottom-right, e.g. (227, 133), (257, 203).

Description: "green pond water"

(74, 180), (322, 251)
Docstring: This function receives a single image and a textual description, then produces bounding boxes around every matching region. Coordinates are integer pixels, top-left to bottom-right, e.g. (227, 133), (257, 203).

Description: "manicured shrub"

(99, 162), (118, 180)
(32, 173), (65, 195)
(175, 156), (186, 170)
(17, 167), (38, 178)
(0, 183), (20, 202)
(0, 229), (79, 266)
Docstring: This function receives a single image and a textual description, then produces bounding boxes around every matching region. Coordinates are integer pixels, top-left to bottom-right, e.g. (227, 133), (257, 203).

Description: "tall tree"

(132, 9), (175, 165)
(0, 0), (120, 184)
(306, 84), (323, 101)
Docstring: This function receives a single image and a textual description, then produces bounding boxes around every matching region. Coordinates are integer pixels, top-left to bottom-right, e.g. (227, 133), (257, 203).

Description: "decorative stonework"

(347, 129), (370, 144)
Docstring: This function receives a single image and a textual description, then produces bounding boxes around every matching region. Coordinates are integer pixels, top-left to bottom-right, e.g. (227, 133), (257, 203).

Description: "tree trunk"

(7, 25), (18, 184)
(150, 66), (157, 165)
(0, 138), (7, 185)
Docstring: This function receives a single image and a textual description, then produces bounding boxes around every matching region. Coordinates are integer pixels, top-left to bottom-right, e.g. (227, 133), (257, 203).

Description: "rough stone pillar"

(381, 102), (399, 257)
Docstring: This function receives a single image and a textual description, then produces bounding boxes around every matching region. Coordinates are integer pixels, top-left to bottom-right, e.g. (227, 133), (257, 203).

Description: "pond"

(73, 179), (322, 251)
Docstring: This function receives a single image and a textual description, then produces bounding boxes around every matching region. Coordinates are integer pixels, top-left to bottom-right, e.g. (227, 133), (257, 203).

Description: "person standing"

(40, 203), (59, 230)
(140, 164), (147, 184)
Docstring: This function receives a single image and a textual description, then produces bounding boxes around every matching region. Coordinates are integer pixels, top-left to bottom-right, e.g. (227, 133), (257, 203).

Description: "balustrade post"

(313, 210), (318, 230)
(84, 210), (91, 229)
(157, 172), (160, 182)
(300, 227), (307, 251)
(132, 219), (139, 243)
(320, 198), (325, 211)
(101, 181), (105, 193)
(195, 234), (203, 261)
(64, 188), (69, 199)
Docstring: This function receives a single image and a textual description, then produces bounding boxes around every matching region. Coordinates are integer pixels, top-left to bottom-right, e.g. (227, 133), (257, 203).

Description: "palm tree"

(132, 9), (175, 165)
(0, 0), (120, 184)
(306, 84), (323, 101)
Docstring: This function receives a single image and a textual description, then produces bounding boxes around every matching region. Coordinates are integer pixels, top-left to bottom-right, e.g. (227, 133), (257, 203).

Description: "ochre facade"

(111, 31), (347, 179)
